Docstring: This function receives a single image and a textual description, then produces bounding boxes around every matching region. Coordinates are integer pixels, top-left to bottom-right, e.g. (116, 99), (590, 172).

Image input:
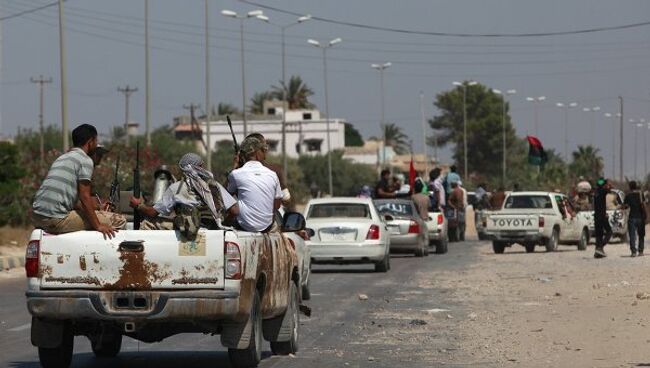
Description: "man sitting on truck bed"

(129, 153), (239, 231)
(227, 135), (283, 232)
(31, 124), (126, 239)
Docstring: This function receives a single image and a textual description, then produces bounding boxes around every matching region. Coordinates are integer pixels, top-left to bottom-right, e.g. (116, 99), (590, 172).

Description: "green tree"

(298, 151), (377, 196)
(218, 102), (241, 116)
(569, 145), (604, 181)
(429, 83), (517, 178)
(0, 142), (27, 226)
(272, 75), (315, 110)
(383, 123), (409, 154)
(249, 91), (274, 114)
(344, 123), (364, 147)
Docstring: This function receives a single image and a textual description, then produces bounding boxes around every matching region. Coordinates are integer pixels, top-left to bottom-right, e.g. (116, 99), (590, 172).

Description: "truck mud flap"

(31, 317), (64, 348)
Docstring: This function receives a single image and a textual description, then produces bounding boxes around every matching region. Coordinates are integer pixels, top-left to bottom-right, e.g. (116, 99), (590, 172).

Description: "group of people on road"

(31, 123), (288, 238)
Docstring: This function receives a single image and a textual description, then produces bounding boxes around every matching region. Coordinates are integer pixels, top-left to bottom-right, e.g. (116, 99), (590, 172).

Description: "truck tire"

(270, 282), (300, 355)
(38, 323), (73, 368)
(524, 243), (535, 253)
(374, 254), (390, 272)
(545, 228), (559, 252)
(229, 291), (263, 368)
(91, 333), (122, 358)
(301, 279), (311, 301)
(492, 241), (506, 254)
(577, 229), (589, 251)
(435, 238), (448, 254)
(620, 231), (629, 244)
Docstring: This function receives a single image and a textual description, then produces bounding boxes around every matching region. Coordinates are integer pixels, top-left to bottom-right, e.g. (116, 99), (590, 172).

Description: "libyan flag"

(527, 135), (548, 166)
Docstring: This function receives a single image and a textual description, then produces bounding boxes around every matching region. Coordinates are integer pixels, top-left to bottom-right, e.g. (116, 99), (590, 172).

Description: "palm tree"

(217, 102), (241, 116)
(383, 123), (410, 154)
(272, 75), (314, 110)
(249, 91), (274, 115)
(569, 145), (604, 180)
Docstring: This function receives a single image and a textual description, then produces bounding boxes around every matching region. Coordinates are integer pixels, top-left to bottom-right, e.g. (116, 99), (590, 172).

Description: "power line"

(240, 0), (650, 38)
(0, 0), (59, 21)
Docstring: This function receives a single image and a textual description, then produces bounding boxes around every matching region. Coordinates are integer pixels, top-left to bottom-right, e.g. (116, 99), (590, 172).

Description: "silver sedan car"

(374, 199), (429, 257)
(304, 197), (391, 272)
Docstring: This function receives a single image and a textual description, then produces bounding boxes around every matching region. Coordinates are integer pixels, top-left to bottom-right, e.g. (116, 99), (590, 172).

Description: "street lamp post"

(556, 102), (578, 162)
(493, 88), (517, 186)
(221, 9), (265, 137)
(453, 81), (477, 182)
(308, 38), (342, 196)
(371, 62), (392, 166)
(631, 119), (642, 179)
(582, 106), (601, 146)
(256, 14), (311, 182)
(604, 112), (620, 178)
(525, 96), (546, 137)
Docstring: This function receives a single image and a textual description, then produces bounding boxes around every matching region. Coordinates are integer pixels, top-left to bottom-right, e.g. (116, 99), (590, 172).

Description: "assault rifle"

(108, 155), (120, 211)
(226, 115), (245, 167)
(133, 141), (142, 230)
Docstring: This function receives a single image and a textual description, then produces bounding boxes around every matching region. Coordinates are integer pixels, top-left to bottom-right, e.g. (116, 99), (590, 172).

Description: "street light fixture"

(525, 96), (546, 137)
(260, 14), (311, 183)
(630, 118), (642, 179)
(371, 62), (392, 166)
(604, 112), (621, 178)
(581, 106), (601, 146)
(220, 9), (267, 137)
(493, 88), (517, 186)
(452, 80), (477, 182)
(308, 37), (342, 196)
(556, 101), (578, 162)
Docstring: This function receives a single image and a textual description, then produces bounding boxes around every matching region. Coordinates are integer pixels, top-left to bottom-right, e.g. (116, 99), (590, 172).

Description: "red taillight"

(366, 225), (380, 240)
(437, 214), (444, 225)
(25, 240), (40, 278)
(225, 241), (242, 280)
(538, 216), (545, 228)
(408, 221), (420, 234)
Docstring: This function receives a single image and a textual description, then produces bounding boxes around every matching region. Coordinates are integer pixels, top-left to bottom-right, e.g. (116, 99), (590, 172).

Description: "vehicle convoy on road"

(25, 212), (308, 368)
(374, 199), (429, 257)
(482, 192), (590, 254)
(425, 211), (448, 254)
(304, 197), (391, 272)
(575, 189), (629, 242)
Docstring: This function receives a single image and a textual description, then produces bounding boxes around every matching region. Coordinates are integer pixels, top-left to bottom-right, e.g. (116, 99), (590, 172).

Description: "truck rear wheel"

(270, 282), (300, 355)
(229, 291), (263, 368)
(38, 323), (73, 368)
(90, 332), (122, 358)
(435, 238), (448, 254)
(577, 229), (588, 251)
(546, 228), (559, 252)
(492, 241), (506, 254)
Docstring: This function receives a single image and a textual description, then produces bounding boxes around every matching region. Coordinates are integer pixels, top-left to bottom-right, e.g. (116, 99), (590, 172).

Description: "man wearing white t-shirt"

(227, 135), (283, 232)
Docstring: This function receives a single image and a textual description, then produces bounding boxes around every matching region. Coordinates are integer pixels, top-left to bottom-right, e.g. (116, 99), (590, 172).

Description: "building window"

(267, 139), (279, 152)
(303, 112), (312, 120)
(267, 107), (276, 115)
(304, 138), (323, 152)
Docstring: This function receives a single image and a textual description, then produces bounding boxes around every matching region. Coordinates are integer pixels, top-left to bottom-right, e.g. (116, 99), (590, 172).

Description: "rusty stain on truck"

(105, 250), (155, 290)
(79, 256), (87, 271)
(44, 276), (102, 286)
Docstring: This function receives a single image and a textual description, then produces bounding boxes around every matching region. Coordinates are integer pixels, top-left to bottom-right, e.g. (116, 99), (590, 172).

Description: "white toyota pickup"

(482, 192), (590, 254)
(25, 212), (307, 368)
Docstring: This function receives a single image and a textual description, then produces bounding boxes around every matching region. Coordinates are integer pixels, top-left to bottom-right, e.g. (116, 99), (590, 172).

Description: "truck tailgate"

(38, 230), (225, 290)
(486, 213), (539, 231)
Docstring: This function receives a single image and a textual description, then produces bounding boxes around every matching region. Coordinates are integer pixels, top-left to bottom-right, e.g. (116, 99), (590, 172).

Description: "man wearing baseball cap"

(227, 134), (283, 232)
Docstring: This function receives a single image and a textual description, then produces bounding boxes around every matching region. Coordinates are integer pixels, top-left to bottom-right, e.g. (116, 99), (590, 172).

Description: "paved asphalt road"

(0, 241), (479, 368)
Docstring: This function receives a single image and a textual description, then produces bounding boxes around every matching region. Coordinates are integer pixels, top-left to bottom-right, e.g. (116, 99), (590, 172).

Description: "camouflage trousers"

(32, 210), (127, 234)
(140, 217), (175, 230)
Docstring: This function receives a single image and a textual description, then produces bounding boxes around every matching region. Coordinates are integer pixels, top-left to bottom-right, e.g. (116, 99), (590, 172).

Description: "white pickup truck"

(482, 192), (590, 254)
(24, 212), (308, 368)
(575, 189), (629, 242)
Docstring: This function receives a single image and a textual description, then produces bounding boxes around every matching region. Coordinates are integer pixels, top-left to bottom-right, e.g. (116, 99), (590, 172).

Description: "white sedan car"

(304, 197), (391, 272)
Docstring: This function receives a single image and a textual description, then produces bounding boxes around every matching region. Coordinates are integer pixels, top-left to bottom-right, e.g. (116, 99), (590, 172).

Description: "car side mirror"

(383, 214), (394, 222)
(282, 212), (306, 232)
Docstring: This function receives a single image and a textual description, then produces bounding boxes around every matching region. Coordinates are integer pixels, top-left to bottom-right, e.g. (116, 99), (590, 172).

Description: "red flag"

(526, 135), (548, 166)
(409, 156), (416, 194)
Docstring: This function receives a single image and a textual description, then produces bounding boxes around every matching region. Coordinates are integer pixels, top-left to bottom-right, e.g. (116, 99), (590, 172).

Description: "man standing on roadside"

(593, 178), (613, 258)
(31, 124), (126, 239)
(624, 181), (646, 257)
(428, 168), (445, 211)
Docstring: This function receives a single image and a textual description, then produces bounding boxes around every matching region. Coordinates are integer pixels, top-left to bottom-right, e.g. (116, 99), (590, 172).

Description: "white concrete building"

(175, 106), (346, 158)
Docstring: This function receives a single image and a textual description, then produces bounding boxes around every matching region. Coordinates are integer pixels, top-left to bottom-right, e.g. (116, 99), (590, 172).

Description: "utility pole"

(31, 75), (53, 163)
(144, 0), (151, 146)
(204, 0), (211, 171)
(118, 85), (138, 147)
(183, 103), (202, 139)
(419, 92), (429, 174)
(58, 0), (69, 151)
(619, 96), (624, 182)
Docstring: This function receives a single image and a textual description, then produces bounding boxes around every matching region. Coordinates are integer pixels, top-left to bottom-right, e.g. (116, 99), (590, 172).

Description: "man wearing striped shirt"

(31, 124), (125, 239)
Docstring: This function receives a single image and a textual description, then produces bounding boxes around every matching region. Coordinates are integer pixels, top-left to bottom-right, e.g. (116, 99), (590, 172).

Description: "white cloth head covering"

(178, 153), (220, 222)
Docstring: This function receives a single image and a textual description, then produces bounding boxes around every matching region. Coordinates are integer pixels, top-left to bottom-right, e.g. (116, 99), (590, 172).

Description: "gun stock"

(133, 141), (142, 230)
(109, 155), (120, 210)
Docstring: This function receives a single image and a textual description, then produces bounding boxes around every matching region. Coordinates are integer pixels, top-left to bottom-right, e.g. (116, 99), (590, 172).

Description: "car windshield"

(504, 195), (553, 209)
(374, 201), (414, 217)
(307, 203), (371, 219)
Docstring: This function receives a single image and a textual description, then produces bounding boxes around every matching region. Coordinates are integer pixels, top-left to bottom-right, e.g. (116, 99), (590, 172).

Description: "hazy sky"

(2, 0), (650, 178)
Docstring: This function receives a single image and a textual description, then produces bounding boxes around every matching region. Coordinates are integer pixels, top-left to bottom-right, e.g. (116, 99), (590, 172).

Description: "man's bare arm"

(79, 181), (116, 239)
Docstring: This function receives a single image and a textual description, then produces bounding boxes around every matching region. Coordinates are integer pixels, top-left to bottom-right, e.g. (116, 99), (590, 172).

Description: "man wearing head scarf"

(129, 153), (239, 232)
(227, 135), (283, 232)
